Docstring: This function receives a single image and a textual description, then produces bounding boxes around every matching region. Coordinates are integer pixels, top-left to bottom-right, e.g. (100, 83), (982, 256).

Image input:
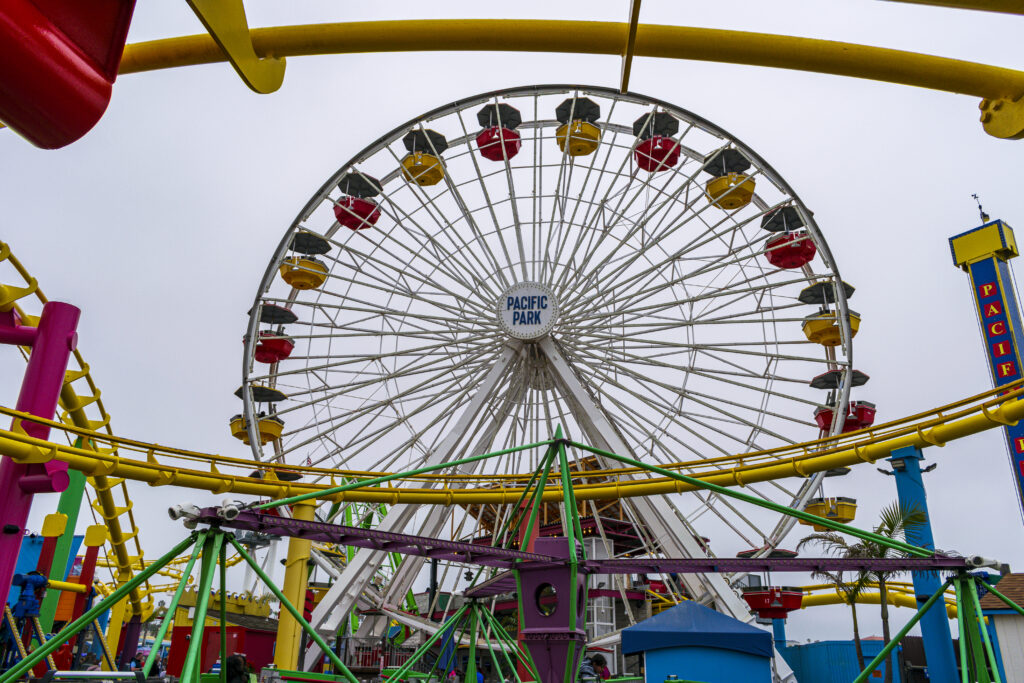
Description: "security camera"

(968, 556), (1001, 569)
(218, 500), (242, 521)
(167, 503), (201, 521)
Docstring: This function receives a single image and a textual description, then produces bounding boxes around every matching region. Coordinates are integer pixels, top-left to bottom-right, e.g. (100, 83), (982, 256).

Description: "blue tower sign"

(950, 219), (1024, 513)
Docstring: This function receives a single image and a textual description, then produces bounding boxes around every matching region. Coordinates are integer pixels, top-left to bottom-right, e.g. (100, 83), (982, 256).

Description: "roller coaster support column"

(887, 446), (958, 682)
(68, 525), (107, 652)
(0, 301), (79, 606)
(275, 500), (316, 670)
(38, 466), (87, 632)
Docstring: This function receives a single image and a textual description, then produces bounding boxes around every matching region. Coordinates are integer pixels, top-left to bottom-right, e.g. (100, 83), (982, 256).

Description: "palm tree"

(802, 568), (868, 670)
(798, 501), (926, 683)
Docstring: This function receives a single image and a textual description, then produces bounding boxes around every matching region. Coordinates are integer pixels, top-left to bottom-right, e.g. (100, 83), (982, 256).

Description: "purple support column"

(517, 538), (587, 683)
(0, 301), (80, 602)
(118, 615), (142, 669)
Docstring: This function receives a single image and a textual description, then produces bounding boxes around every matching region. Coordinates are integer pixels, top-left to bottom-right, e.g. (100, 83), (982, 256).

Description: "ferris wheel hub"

(496, 281), (560, 341)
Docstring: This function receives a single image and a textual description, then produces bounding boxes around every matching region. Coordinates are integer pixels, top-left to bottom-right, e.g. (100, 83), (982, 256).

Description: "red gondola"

(635, 136), (681, 172)
(765, 231), (816, 269)
(334, 196), (381, 231)
(477, 127), (522, 161)
(741, 586), (804, 619)
(253, 330), (295, 364)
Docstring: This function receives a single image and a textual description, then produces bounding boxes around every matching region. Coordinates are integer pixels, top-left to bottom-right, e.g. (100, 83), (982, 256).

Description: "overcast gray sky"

(2, 0), (1023, 644)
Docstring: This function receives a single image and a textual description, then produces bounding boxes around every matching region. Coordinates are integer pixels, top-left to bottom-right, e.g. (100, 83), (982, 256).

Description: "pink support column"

(0, 301), (80, 602)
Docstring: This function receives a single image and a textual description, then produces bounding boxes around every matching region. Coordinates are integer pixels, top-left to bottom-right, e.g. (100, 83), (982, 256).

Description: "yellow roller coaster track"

(653, 581), (961, 617)
(799, 581), (959, 618)
(0, 241), (153, 620)
(0, 372), (1021, 506)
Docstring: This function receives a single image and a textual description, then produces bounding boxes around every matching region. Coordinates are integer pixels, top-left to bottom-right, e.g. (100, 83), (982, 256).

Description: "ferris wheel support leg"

(0, 301), (79, 613)
(539, 337), (798, 683)
(301, 344), (520, 669)
(538, 338), (751, 616)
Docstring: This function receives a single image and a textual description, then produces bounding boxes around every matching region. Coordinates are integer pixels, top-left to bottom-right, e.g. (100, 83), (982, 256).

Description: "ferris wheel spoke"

(340, 354), (523, 474)
(552, 106), (702, 298)
(572, 371), (729, 461)
(544, 96), (627, 284)
(303, 256), (486, 321)
(338, 228), (494, 315)
(568, 337), (819, 410)
(568, 334), (838, 366)
(273, 341), (498, 423)
(563, 273), (813, 332)
(685, 490), (766, 548)
(566, 346), (806, 442)
(632, 432), (779, 545)
(547, 124), (636, 291)
(247, 339), (491, 383)
(558, 345), (744, 458)
(554, 145), (695, 295)
(562, 178), (773, 313)
(454, 108), (530, 283)
(287, 348), (512, 467)
(554, 152), (734, 304)
(366, 194), (501, 304)
(579, 240), (811, 320)
(274, 364), (497, 456)
(564, 219), (771, 324)
(380, 146), (511, 295)
(312, 248), (479, 326)
(275, 354), (493, 410)
(596, 395), (797, 527)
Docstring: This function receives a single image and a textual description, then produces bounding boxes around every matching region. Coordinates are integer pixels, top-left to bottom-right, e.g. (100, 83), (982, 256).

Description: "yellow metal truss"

(0, 241), (153, 621)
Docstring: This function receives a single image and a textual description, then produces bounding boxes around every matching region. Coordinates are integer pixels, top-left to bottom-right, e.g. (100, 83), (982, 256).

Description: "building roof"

(621, 601), (772, 658)
(980, 573), (1024, 611)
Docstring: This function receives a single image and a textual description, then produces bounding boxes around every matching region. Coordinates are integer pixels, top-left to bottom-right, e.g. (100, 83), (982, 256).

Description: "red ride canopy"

(0, 0), (136, 148)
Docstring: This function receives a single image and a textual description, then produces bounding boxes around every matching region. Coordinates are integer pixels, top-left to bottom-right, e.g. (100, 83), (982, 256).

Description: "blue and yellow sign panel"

(951, 220), (1024, 512)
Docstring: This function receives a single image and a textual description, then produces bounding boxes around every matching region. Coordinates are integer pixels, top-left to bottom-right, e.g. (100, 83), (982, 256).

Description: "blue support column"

(888, 445), (958, 683)
(772, 618), (787, 645)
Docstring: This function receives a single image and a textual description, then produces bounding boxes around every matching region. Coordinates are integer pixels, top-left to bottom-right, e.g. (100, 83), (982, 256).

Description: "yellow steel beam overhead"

(117, 20), (1024, 139)
(184, 0), (285, 94)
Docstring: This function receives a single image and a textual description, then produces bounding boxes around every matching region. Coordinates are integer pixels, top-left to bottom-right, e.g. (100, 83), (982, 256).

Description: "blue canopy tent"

(622, 601), (773, 683)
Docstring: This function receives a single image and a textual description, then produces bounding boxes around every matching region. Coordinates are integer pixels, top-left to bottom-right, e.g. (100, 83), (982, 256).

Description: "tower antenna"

(972, 193), (991, 223)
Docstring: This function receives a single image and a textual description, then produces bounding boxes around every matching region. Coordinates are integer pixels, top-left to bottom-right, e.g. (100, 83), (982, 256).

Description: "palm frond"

(875, 501), (926, 542)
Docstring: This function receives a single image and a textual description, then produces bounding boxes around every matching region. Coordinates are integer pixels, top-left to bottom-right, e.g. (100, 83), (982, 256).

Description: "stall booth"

(621, 601), (773, 683)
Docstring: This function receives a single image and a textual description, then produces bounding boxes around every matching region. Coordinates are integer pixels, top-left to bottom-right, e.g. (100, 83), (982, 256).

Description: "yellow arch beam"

(0, 380), (1023, 505)
(885, 0), (1024, 14)
(118, 20), (1024, 138)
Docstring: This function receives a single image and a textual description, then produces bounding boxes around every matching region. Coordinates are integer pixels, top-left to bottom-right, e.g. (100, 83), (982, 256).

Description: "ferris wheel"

(237, 85), (859, 644)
